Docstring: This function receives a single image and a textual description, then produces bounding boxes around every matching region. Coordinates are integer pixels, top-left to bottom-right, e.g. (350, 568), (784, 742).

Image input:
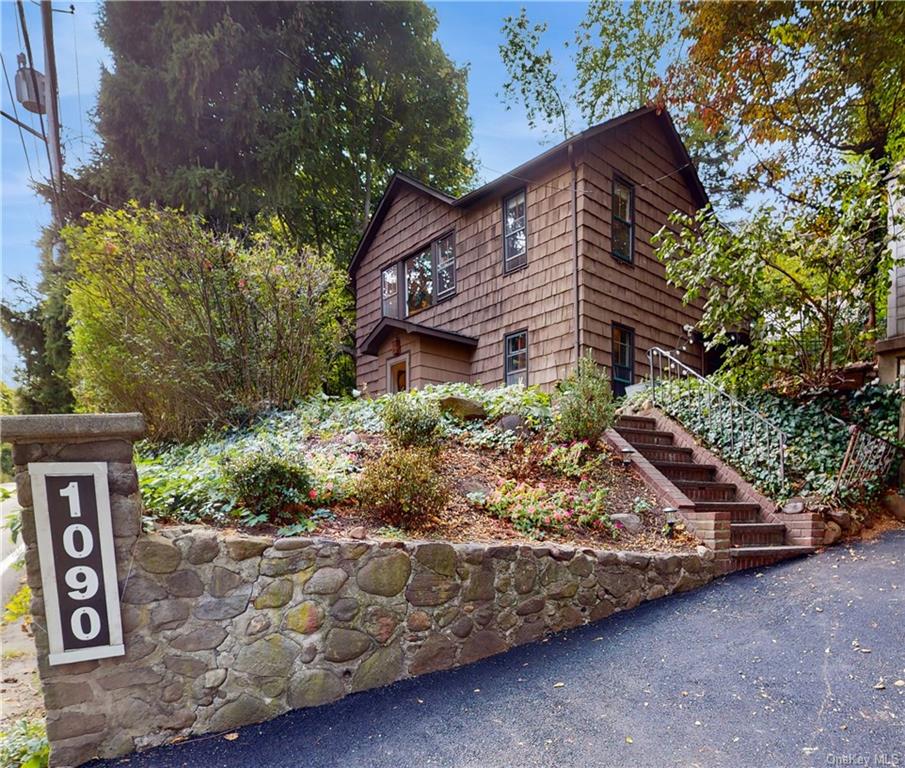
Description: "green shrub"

(381, 396), (442, 448)
(357, 447), (449, 528)
(223, 450), (311, 523)
(554, 352), (616, 444)
(0, 719), (49, 768)
(63, 203), (350, 441)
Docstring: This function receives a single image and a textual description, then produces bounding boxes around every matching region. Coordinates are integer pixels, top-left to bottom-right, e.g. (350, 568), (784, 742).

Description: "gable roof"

(360, 317), (479, 357)
(348, 106), (708, 277)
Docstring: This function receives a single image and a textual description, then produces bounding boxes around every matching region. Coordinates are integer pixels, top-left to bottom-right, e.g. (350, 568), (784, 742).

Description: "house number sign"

(29, 462), (124, 665)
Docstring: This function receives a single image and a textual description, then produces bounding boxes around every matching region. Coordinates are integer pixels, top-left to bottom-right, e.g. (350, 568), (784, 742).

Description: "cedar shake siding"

(351, 107), (707, 396)
(577, 110), (706, 384)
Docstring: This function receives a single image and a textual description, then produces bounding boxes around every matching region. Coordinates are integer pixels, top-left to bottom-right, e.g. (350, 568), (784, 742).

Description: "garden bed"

(138, 383), (699, 554)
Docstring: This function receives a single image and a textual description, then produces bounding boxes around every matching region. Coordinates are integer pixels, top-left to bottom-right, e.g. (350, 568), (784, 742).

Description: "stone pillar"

(1, 413), (145, 767)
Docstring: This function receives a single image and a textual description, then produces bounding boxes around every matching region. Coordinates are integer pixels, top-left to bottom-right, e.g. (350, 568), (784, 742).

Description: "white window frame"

(386, 352), (410, 393)
(503, 189), (528, 272)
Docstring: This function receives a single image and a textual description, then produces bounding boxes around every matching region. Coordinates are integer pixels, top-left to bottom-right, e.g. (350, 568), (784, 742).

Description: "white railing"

(647, 347), (787, 487)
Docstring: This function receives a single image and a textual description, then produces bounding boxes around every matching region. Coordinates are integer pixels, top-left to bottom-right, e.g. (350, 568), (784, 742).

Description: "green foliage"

(223, 450), (311, 525)
(83, 2), (474, 264)
(381, 396), (442, 449)
(0, 718), (48, 768)
(64, 204), (349, 440)
(644, 377), (902, 500)
(0, 230), (76, 415)
(484, 479), (614, 538)
(2, 585), (31, 625)
(137, 384), (552, 525)
(357, 447), (450, 529)
(554, 352), (616, 444)
(498, 2), (741, 207)
(574, 0), (677, 120)
(543, 441), (598, 478)
(678, 2), (905, 189)
(499, 9), (570, 138)
(654, 159), (898, 390)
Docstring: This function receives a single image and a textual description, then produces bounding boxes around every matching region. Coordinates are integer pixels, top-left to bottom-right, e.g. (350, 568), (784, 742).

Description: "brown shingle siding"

(354, 110), (704, 395)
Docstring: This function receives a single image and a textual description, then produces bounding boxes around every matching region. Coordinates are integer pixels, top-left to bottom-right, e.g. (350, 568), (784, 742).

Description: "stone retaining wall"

(3, 414), (715, 767)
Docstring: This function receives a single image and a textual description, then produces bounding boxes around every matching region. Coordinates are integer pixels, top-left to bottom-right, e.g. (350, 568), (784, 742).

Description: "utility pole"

(40, 0), (64, 227)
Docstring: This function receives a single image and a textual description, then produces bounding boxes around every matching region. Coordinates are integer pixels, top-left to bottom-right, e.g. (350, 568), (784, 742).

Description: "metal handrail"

(647, 347), (787, 483)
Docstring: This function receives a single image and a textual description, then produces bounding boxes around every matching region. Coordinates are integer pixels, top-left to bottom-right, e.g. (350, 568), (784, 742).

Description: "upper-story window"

(406, 248), (433, 315)
(381, 266), (399, 318)
(612, 179), (634, 263)
(382, 232), (457, 319)
(503, 189), (527, 272)
(437, 233), (456, 299)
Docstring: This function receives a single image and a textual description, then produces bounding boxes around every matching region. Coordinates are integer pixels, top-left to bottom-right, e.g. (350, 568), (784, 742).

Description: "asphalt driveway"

(93, 530), (905, 768)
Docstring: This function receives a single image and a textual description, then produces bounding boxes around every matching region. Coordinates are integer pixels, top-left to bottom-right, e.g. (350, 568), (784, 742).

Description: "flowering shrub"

(484, 479), (614, 538)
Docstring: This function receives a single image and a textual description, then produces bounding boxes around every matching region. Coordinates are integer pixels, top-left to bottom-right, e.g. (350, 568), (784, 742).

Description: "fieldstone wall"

(2, 414), (716, 768)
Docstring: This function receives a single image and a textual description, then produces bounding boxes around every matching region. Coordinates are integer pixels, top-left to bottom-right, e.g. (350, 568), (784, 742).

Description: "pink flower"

(308, 489), (318, 500)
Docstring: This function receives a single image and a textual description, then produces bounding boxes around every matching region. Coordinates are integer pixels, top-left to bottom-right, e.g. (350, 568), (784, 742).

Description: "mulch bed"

(256, 437), (699, 554)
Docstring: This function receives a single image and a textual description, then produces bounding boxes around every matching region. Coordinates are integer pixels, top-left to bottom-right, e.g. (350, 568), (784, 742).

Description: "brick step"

(729, 545), (816, 572)
(730, 522), (786, 547)
(632, 443), (694, 463)
(652, 460), (717, 482)
(694, 501), (762, 522)
(674, 480), (738, 502)
(616, 415), (657, 431)
(617, 427), (675, 446)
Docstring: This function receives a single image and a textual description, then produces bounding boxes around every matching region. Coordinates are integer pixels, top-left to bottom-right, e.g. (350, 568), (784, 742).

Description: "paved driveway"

(93, 531), (904, 768)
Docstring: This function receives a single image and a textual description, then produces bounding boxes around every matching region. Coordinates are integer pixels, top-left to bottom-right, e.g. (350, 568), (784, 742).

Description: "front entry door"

(611, 324), (635, 397)
(387, 354), (409, 393)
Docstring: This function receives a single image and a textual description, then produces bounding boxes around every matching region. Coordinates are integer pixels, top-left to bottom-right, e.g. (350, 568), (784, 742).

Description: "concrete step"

(632, 443), (694, 463)
(617, 427), (675, 446)
(652, 460), (717, 482)
(616, 415), (657, 431)
(674, 480), (738, 502)
(730, 522), (786, 547)
(729, 545), (817, 571)
(694, 501), (762, 522)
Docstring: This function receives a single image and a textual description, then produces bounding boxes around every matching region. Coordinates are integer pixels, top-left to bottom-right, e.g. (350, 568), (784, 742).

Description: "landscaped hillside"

(138, 381), (694, 553)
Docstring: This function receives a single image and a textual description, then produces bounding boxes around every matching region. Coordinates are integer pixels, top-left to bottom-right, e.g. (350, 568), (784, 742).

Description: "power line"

(1, 52), (35, 179)
(70, 3), (85, 155)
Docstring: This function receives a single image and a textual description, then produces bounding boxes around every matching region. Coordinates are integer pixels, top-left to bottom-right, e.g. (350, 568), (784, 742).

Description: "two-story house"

(350, 106), (708, 396)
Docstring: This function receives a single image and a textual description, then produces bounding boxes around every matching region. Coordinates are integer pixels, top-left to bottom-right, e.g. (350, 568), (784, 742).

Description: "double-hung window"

(381, 232), (457, 319)
(612, 179), (634, 263)
(381, 266), (399, 318)
(504, 330), (528, 386)
(503, 189), (527, 272)
(436, 233), (456, 299)
(405, 248), (433, 316)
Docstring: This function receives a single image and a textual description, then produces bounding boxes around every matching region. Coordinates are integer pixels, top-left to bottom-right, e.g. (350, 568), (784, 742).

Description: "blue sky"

(0, 1), (590, 384)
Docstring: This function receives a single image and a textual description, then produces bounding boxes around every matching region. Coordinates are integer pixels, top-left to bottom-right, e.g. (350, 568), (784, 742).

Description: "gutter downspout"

(569, 142), (581, 366)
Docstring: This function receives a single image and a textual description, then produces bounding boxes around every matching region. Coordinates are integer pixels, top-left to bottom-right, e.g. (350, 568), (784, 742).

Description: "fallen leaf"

(625, 736), (633, 744)
(553, 682), (565, 688)
(874, 682), (886, 690)
(894, 680), (905, 687)
(223, 733), (239, 742)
